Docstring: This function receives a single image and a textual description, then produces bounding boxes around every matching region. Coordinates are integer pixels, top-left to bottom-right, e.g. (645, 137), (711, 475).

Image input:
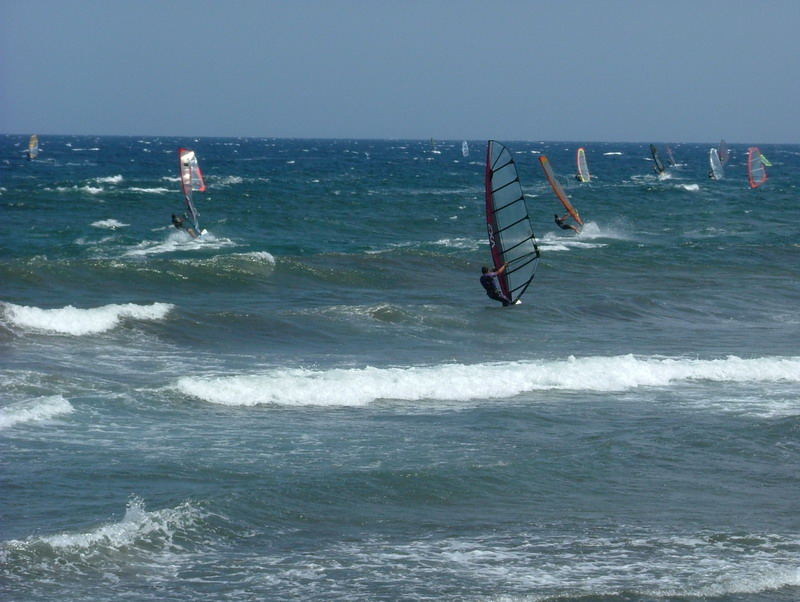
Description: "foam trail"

(0, 395), (73, 429)
(2, 301), (173, 335)
(177, 355), (800, 407)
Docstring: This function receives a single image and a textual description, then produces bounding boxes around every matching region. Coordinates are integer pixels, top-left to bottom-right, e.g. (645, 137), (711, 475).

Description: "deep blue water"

(1, 136), (799, 601)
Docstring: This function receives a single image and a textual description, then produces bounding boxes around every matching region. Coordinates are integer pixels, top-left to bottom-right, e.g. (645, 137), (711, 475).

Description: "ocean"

(1, 136), (798, 601)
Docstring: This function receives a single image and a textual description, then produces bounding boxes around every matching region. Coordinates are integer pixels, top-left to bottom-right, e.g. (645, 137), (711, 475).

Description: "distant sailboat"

(665, 145), (676, 166)
(462, 140), (469, 157)
(708, 148), (724, 180)
(484, 140), (540, 305)
(27, 135), (39, 160)
(747, 147), (767, 189)
(575, 147), (590, 182)
(718, 139), (729, 165)
(177, 148), (208, 237)
(649, 144), (665, 174)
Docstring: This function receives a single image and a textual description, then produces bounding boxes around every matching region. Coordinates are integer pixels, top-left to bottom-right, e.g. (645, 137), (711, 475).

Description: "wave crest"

(2, 301), (174, 335)
(0, 395), (73, 429)
(176, 355), (800, 407)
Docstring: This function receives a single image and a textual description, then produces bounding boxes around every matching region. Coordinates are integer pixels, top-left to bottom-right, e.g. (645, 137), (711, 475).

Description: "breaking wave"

(1, 301), (174, 335)
(0, 395), (74, 429)
(176, 354), (800, 407)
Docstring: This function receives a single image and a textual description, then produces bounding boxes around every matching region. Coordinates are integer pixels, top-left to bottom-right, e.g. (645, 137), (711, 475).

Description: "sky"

(2, 0), (799, 143)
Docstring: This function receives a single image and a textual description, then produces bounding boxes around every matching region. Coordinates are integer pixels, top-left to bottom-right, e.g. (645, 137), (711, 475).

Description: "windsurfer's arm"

(496, 262), (508, 275)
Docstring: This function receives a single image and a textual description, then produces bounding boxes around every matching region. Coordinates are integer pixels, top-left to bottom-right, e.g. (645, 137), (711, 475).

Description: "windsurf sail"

(718, 139), (729, 165)
(708, 148), (723, 180)
(747, 147), (767, 188)
(484, 140), (541, 303)
(650, 144), (665, 174)
(178, 147), (206, 232)
(539, 155), (583, 226)
(575, 147), (590, 182)
(665, 145), (676, 166)
(462, 140), (469, 157)
(27, 135), (39, 160)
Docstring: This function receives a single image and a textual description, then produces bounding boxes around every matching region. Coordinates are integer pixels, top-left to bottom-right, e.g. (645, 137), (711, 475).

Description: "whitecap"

(1, 301), (174, 335)
(94, 175), (124, 184)
(128, 187), (170, 194)
(124, 231), (236, 256)
(91, 218), (128, 229)
(3, 496), (203, 553)
(0, 395), (73, 429)
(176, 355), (800, 407)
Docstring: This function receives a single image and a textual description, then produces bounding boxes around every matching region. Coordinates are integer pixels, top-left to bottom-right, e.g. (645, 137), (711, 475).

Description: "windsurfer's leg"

(488, 291), (510, 306)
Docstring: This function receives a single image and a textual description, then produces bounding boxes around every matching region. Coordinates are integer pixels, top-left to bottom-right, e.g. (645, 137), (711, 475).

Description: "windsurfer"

(480, 263), (512, 306)
(554, 213), (580, 234)
(171, 213), (199, 238)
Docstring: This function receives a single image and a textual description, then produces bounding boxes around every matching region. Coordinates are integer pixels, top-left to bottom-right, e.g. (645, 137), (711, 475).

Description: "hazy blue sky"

(2, 1), (798, 142)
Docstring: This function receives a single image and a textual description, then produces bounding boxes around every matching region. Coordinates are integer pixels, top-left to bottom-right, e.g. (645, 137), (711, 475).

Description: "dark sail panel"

(484, 141), (540, 303)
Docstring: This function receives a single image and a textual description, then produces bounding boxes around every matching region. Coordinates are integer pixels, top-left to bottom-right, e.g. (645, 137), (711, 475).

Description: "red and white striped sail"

(747, 147), (767, 189)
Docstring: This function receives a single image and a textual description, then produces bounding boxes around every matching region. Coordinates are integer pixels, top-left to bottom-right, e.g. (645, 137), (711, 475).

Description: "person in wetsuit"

(480, 263), (512, 306)
(554, 213), (580, 234)
(171, 213), (200, 238)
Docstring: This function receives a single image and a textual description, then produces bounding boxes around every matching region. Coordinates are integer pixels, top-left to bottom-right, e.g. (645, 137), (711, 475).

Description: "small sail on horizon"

(462, 140), (469, 157)
(484, 140), (540, 304)
(708, 148), (724, 180)
(27, 135), (39, 160)
(747, 146), (767, 189)
(575, 147), (590, 182)
(665, 145), (676, 166)
(718, 139), (729, 165)
(539, 156), (583, 226)
(178, 147), (207, 235)
(649, 144), (665, 174)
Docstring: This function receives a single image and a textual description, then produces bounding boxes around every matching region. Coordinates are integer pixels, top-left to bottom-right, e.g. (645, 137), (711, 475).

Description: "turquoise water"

(2, 136), (799, 600)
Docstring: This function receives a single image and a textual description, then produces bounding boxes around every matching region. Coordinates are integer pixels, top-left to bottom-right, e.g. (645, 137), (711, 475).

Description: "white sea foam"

(603, 151), (623, 156)
(124, 231), (236, 256)
(1, 301), (173, 335)
(3, 496), (202, 553)
(91, 218), (128, 229)
(128, 187), (170, 194)
(56, 185), (103, 195)
(94, 175), (123, 184)
(678, 183), (700, 191)
(0, 395), (74, 429)
(214, 175), (243, 186)
(176, 355), (800, 408)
